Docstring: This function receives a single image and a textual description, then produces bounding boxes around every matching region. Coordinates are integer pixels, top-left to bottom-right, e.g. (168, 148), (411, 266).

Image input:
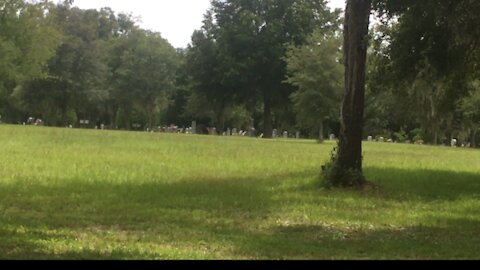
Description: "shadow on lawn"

(364, 167), (480, 201)
(0, 167), (479, 259)
(231, 216), (480, 259)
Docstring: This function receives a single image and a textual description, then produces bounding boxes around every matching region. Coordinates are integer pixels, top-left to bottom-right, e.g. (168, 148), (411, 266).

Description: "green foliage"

(188, 0), (341, 135)
(285, 29), (343, 138)
(107, 29), (178, 128)
(321, 147), (366, 188)
(64, 108), (78, 126)
(410, 128), (425, 142)
(367, 0), (480, 147)
(0, 0), (62, 121)
(115, 107), (129, 129)
(393, 129), (407, 143)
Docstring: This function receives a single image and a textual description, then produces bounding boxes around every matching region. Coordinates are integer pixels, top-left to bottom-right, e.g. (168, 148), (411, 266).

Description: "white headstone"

(451, 139), (457, 147)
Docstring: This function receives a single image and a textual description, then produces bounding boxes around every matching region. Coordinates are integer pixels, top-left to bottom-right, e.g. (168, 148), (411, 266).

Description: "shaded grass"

(0, 125), (479, 259)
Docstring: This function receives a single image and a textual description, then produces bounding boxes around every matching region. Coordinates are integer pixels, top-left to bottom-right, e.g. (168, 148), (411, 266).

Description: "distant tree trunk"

(263, 93), (273, 139)
(216, 105), (226, 133)
(323, 0), (371, 187)
(471, 128), (478, 148)
(147, 104), (155, 129)
(318, 120), (324, 142)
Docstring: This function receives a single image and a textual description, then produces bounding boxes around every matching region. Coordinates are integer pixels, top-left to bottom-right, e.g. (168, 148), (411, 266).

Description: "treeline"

(0, 0), (479, 147)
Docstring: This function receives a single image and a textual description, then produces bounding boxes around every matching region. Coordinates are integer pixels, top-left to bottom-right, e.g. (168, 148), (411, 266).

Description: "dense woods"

(1, 0), (479, 148)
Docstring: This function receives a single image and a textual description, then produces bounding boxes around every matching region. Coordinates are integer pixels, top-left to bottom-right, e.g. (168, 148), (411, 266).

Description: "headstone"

(379, 137), (385, 142)
(232, 128), (238, 136)
(101, 124), (105, 130)
(296, 132), (300, 139)
(451, 139), (457, 147)
(387, 138), (393, 143)
(367, 136), (373, 142)
(273, 129), (278, 138)
(227, 128), (231, 136)
(283, 131), (288, 139)
(329, 134), (336, 141)
(259, 133), (264, 138)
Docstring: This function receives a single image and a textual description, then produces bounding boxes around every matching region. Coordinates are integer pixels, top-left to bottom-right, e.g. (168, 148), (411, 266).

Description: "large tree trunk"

(323, 0), (371, 187)
(263, 93), (273, 139)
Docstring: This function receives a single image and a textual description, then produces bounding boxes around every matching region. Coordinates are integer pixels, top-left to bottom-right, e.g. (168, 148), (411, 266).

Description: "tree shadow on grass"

(231, 216), (480, 259)
(0, 172), (293, 259)
(364, 167), (480, 201)
(0, 167), (479, 259)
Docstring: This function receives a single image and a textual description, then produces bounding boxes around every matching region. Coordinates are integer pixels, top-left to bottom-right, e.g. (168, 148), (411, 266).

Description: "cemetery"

(1, 0), (479, 261)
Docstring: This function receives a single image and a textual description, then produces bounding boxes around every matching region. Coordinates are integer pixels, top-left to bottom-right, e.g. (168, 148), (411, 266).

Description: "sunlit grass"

(0, 124), (479, 259)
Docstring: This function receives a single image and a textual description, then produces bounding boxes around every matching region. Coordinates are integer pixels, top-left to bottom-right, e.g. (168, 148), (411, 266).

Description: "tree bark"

(263, 93), (273, 138)
(319, 120), (324, 142)
(471, 128), (478, 148)
(216, 105), (226, 134)
(325, 0), (371, 187)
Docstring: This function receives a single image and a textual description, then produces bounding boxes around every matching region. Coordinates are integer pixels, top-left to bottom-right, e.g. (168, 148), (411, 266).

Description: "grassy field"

(0, 124), (479, 259)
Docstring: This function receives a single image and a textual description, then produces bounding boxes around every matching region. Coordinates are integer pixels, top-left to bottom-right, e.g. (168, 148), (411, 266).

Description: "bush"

(321, 148), (366, 188)
(410, 128), (425, 142)
(394, 129), (408, 143)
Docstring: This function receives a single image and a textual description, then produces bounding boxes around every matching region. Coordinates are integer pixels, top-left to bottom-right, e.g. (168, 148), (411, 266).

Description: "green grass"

(0, 124), (479, 259)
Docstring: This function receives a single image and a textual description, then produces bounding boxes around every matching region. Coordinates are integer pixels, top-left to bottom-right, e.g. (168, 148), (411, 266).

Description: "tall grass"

(0, 125), (479, 259)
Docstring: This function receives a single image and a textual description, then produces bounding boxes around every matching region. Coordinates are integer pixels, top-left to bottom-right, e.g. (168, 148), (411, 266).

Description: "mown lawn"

(0, 124), (479, 259)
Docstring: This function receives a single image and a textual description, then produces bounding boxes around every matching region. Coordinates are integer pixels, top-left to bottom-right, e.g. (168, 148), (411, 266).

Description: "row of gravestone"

(367, 135), (464, 147)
